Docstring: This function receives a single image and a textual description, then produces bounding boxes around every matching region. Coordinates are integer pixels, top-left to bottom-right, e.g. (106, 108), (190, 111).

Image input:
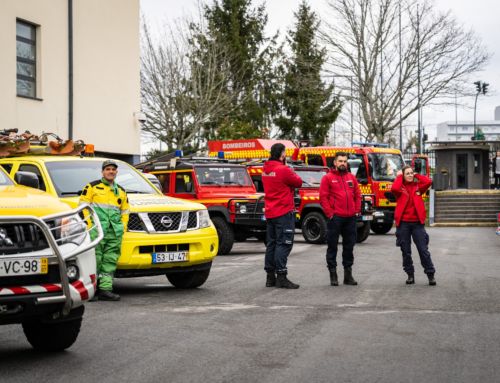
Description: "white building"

(436, 106), (500, 142)
(0, 0), (141, 162)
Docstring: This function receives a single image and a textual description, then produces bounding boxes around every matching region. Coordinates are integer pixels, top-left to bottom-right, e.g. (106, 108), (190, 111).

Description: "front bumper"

(373, 208), (395, 224)
(117, 226), (218, 272)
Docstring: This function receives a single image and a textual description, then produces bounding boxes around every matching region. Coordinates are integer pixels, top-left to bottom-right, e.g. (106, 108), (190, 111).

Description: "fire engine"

(141, 154), (266, 255)
(208, 139), (374, 243)
(297, 143), (405, 234)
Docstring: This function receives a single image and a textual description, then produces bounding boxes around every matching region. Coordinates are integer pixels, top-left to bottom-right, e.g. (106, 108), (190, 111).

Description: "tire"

(371, 221), (393, 235)
(356, 222), (370, 243)
(22, 316), (82, 352)
(301, 211), (327, 244)
(234, 231), (248, 242)
(167, 267), (211, 289)
(211, 216), (234, 255)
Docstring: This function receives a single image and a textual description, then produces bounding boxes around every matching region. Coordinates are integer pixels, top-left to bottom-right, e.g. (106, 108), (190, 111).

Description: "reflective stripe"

(91, 203), (121, 212)
(121, 209), (130, 215)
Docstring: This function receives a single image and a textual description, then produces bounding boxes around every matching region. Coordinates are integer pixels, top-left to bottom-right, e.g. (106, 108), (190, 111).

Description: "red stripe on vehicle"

(71, 280), (89, 300)
(9, 286), (30, 295)
(90, 274), (97, 289)
(41, 284), (62, 293)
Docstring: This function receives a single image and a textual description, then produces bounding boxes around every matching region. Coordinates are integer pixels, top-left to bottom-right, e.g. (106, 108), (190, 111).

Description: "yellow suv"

(0, 156), (219, 289)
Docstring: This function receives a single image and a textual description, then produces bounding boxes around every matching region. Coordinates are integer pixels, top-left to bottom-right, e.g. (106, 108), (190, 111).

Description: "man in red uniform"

(262, 143), (303, 289)
(320, 152), (361, 286)
(391, 165), (436, 285)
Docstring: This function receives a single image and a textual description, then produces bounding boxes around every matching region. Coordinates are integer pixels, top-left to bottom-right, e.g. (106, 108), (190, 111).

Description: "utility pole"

(473, 80), (489, 140)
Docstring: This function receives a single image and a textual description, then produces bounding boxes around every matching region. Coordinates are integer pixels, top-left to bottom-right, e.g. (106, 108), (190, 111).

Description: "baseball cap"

(102, 159), (118, 170)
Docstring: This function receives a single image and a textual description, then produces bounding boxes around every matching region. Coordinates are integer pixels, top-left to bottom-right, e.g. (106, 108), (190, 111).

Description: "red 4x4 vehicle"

(143, 157), (265, 255)
(247, 162), (373, 244)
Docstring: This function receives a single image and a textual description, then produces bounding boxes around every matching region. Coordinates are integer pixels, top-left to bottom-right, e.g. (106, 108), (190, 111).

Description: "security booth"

(430, 141), (491, 190)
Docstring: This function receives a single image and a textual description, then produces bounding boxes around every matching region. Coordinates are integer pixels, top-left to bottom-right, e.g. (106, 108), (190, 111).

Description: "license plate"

(152, 251), (188, 263)
(0, 258), (48, 277)
(362, 215), (373, 221)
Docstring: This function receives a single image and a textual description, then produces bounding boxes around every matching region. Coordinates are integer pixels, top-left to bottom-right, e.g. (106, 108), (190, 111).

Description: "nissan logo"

(160, 215), (174, 229)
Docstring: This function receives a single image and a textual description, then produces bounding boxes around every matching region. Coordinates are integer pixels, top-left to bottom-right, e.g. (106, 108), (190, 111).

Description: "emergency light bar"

(351, 141), (389, 148)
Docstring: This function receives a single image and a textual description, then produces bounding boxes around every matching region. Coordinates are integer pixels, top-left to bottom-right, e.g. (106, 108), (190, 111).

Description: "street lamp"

(473, 80), (489, 140)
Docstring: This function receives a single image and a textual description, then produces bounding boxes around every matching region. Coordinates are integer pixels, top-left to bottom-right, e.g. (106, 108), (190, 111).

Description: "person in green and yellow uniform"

(80, 160), (129, 301)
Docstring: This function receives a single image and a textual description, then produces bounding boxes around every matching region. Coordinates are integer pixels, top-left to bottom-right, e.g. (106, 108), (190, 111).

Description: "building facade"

(0, 0), (141, 162)
(436, 107), (500, 142)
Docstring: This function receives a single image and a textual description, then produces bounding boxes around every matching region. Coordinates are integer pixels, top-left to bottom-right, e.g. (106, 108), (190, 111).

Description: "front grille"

(187, 212), (198, 229)
(127, 213), (144, 231)
(238, 199), (265, 217)
(0, 223), (49, 255)
(0, 264), (60, 287)
(127, 212), (199, 233)
(149, 212), (181, 232)
(139, 243), (189, 254)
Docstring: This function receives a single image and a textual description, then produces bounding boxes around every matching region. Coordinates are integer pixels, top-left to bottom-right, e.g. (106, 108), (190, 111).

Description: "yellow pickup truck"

(0, 156), (219, 289)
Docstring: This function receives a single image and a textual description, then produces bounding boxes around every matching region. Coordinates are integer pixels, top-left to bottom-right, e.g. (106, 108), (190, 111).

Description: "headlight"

(66, 262), (80, 282)
(198, 210), (212, 228)
(59, 214), (87, 245)
(239, 204), (247, 214)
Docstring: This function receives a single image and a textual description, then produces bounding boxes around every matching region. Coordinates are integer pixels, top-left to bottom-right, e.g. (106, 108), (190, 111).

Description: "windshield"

(295, 169), (327, 187)
(45, 160), (158, 197)
(194, 166), (252, 186)
(368, 153), (405, 181)
(347, 154), (368, 182)
(0, 167), (14, 186)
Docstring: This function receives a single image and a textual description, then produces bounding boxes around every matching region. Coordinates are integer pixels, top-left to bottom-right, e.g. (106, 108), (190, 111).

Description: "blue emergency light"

(174, 150), (183, 157)
(217, 151), (225, 159)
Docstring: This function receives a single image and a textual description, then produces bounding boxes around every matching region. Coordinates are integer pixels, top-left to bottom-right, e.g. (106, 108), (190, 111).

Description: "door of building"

(456, 153), (468, 188)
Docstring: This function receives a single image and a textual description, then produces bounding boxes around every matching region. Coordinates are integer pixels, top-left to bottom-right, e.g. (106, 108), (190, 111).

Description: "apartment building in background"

(436, 106), (500, 142)
(0, 0), (141, 163)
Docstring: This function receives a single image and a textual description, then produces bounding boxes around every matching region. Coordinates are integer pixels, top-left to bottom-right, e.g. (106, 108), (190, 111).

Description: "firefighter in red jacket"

(391, 165), (436, 285)
(319, 152), (361, 286)
(262, 143), (303, 289)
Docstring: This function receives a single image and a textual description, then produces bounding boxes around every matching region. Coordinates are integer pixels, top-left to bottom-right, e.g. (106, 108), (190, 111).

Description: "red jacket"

(262, 160), (303, 219)
(391, 174), (432, 226)
(319, 169), (361, 218)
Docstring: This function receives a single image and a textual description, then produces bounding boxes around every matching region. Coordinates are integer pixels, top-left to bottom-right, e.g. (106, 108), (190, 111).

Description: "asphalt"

(1, 227), (499, 383)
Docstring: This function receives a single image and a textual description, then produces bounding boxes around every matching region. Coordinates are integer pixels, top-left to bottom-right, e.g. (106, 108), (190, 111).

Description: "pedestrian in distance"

(493, 151), (500, 189)
(79, 160), (129, 301)
(319, 152), (361, 286)
(391, 165), (436, 286)
(262, 143), (303, 289)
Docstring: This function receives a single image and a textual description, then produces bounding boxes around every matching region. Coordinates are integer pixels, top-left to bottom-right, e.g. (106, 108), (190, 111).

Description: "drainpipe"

(68, 0), (73, 139)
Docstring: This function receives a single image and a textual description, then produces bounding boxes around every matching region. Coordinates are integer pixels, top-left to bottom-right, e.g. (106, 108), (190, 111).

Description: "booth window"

(473, 154), (480, 174)
(16, 20), (37, 98)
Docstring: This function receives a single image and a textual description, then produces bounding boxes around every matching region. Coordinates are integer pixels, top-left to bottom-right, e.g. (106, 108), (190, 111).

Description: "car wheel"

(211, 216), (234, 255)
(356, 222), (370, 243)
(167, 267), (211, 289)
(371, 221), (393, 235)
(301, 211), (327, 244)
(22, 316), (82, 352)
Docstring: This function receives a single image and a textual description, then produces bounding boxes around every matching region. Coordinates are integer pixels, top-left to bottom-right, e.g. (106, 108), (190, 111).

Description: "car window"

(18, 164), (46, 191)
(175, 172), (194, 193)
(0, 167), (14, 186)
(0, 163), (13, 174)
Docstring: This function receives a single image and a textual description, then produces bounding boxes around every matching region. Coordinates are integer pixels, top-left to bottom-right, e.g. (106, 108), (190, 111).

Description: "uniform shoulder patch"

(89, 179), (101, 187)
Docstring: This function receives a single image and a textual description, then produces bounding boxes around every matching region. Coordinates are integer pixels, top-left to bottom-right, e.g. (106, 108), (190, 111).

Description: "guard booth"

(430, 142), (491, 190)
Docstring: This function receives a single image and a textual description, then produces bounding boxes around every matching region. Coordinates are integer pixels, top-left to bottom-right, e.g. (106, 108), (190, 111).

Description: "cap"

(102, 159), (118, 170)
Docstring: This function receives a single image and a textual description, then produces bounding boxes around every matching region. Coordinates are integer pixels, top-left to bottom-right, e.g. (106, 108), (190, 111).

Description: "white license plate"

(362, 215), (374, 221)
(152, 251), (188, 263)
(0, 257), (48, 277)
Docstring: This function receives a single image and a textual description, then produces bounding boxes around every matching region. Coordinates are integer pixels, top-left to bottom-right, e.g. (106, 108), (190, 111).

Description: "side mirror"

(384, 191), (396, 203)
(185, 182), (193, 193)
(15, 171), (40, 189)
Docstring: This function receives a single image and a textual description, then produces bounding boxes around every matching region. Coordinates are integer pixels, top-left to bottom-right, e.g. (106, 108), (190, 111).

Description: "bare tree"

(141, 16), (238, 152)
(321, 0), (490, 142)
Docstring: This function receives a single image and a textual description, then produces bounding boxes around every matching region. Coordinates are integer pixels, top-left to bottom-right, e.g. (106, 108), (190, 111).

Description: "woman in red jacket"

(391, 165), (436, 285)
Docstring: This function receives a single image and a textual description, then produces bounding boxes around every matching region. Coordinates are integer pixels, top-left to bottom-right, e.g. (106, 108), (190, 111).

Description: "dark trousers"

(495, 174), (500, 188)
(326, 216), (357, 270)
(264, 212), (295, 274)
(396, 221), (435, 274)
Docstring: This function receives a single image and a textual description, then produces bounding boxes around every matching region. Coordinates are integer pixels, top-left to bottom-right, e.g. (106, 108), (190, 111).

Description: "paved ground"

(1, 227), (499, 383)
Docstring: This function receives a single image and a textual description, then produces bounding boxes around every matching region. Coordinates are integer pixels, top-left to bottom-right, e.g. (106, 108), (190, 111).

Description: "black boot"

(427, 273), (436, 286)
(98, 290), (121, 301)
(266, 272), (276, 287)
(406, 273), (415, 285)
(276, 273), (300, 289)
(343, 268), (358, 285)
(329, 269), (339, 286)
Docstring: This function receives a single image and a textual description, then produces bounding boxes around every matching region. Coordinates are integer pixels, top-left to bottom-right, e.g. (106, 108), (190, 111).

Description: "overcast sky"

(140, 0), (500, 143)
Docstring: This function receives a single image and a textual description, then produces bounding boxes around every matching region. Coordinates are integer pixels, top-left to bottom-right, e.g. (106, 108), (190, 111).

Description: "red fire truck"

(208, 139), (374, 243)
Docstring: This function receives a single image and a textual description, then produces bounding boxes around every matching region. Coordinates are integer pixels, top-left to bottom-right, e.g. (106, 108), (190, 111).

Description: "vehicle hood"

(0, 185), (71, 217)
(61, 193), (207, 212)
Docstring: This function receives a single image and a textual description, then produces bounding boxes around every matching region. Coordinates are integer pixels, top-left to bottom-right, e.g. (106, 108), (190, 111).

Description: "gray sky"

(140, 0), (500, 143)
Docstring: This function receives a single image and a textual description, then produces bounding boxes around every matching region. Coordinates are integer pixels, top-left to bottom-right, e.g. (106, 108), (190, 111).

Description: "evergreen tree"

(275, 1), (342, 146)
(191, 0), (280, 139)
